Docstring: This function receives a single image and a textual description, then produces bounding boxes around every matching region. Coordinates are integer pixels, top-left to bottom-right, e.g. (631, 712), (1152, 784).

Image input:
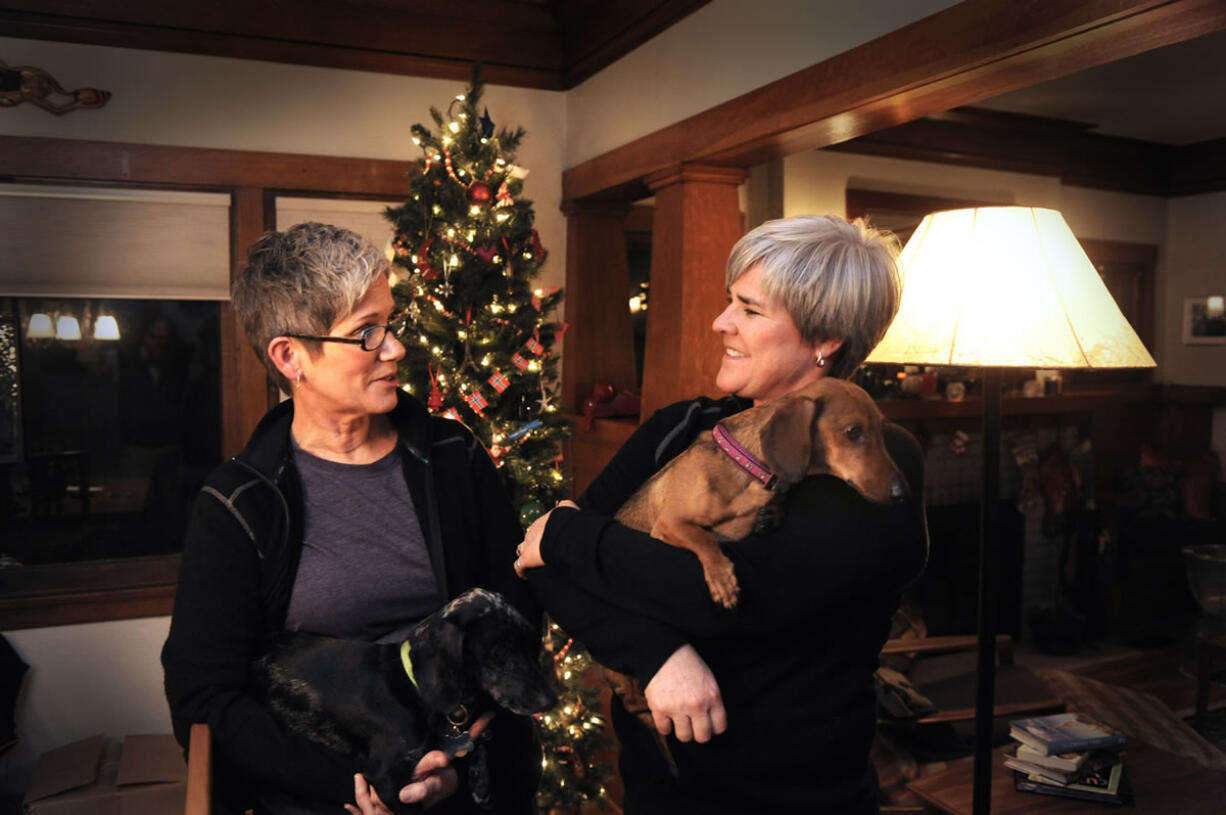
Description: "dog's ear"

(759, 395), (820, 484)
(408, 617), (466, 714)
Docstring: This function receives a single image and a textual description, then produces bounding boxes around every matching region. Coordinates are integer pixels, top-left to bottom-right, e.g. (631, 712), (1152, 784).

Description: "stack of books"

(1004, 712), (1133, 806)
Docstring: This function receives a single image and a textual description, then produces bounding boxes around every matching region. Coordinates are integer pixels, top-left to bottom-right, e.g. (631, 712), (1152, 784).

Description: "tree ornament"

(465, 389), (488, 416)
(525, 334), (545, 357)
(467, 180), (493, 207)
(510, 351), (530, 370)
(427, 363), (445, 412)
(518, 499), (545, 526)
(480, 107), (495, 138)
(488, 370), (510, 393)
(493, 180), (514, 209)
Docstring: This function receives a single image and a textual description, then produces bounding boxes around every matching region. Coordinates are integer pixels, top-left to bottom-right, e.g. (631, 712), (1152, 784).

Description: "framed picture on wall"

(1182, 296), (1226, 344)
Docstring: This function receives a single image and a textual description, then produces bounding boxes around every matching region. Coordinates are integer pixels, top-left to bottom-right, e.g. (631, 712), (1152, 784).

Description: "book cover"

(1009, 712), (1127, 756)
(1012, 763), (1133, 806)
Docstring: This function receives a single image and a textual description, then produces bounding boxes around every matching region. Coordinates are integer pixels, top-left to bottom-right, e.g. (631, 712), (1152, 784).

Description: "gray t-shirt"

(285, 439), (441, 644)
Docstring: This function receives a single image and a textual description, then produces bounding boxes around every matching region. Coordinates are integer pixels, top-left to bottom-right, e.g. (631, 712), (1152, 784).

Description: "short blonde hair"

(726, 215), (901, 379)
(232, 222), (390, 391)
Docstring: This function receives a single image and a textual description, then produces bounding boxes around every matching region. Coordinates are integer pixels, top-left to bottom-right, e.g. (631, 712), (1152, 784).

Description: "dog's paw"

(705, 569), (740, 610)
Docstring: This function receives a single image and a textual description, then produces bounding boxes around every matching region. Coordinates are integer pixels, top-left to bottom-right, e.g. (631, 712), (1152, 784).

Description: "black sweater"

(161, 393), (540, 814)
(528, 395), (927, 814)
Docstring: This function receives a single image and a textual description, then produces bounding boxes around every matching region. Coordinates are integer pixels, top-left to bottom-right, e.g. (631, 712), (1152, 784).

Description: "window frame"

(0, 136), (409, 630)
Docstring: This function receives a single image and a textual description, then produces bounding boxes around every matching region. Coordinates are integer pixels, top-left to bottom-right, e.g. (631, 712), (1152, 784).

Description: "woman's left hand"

(515, 500), (578, 578)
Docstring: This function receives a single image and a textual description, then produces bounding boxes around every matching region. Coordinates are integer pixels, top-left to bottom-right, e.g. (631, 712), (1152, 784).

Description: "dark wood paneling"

(0, 557), (180, 630)
(0, 0), (707, 90)
(563, 0), (1226, 203)
(559, 0), (711, 87)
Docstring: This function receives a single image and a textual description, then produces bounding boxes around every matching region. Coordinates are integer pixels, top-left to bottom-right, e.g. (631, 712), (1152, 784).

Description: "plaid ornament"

(465, 390), (488, 416)
(511, 352), (529, 370)
(488, 370), (510, 393)
(441, 407), (462, 423)
(524, 336), (545, 356)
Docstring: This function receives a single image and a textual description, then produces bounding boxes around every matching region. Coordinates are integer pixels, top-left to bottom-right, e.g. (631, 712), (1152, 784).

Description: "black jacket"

(162, 392), (539, 814)
(528, 395), (927, 815)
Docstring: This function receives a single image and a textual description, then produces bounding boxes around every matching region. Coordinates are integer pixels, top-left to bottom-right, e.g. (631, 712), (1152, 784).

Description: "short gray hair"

(726, 215), (901, 380)
(232, 222), (390, 390)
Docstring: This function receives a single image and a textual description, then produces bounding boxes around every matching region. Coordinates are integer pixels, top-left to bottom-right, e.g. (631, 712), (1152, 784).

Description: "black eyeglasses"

(286, 313), (408, 352)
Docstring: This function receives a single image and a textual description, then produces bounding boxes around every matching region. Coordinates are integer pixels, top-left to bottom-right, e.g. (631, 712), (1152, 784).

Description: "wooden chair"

(185, 723), (211, 815)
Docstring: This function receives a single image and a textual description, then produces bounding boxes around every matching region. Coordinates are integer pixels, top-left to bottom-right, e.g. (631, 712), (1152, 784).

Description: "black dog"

(252, 588), (556, 813)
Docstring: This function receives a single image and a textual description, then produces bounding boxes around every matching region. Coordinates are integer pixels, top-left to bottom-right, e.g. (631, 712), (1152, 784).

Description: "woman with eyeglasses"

(162, 222), (540, 815)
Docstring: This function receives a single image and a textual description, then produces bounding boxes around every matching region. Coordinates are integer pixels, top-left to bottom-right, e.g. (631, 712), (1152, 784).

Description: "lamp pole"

(972, 366), (1002, 815)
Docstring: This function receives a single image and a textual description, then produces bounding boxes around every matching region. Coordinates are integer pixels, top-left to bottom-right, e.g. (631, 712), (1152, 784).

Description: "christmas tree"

(385, 67), (568, 521)
(385, 68), (612, 813)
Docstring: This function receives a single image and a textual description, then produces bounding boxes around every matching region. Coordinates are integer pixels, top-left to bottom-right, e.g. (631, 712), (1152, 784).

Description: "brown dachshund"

(616, 375), (909, 609)
(604, 376), (910, 773)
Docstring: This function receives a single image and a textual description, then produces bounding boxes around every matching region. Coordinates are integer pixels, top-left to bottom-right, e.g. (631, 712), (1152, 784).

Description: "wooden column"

(560, 201), (637, 411)
(640, 164), (747, 419)
(222, 187), (277, 457)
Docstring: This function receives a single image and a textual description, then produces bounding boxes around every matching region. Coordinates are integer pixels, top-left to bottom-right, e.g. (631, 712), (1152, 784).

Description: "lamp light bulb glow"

(56, 315), (82, 341)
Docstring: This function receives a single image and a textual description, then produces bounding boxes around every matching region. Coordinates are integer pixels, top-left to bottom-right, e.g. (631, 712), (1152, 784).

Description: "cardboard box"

(23, 733), (186, 815)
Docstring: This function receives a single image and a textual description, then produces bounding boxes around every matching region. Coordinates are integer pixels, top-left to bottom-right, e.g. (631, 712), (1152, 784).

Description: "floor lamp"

(865, 207), (1155, 815)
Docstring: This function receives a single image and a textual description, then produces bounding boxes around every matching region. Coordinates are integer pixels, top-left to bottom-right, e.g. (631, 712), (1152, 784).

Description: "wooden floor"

(1063, 645), (1226, 718)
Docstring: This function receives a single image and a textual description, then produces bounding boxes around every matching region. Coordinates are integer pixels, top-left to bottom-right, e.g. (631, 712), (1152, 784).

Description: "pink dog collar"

(712, 422), (780, 491)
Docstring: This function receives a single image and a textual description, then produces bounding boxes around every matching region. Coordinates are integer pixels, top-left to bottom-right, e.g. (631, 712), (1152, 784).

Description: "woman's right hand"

(644, 644), (727, 743)
(345, 712), (495, 814)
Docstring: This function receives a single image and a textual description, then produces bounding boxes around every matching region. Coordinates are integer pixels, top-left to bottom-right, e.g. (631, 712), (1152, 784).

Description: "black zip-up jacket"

(162, 392), (539, 814)
(528, 395), (928, 814)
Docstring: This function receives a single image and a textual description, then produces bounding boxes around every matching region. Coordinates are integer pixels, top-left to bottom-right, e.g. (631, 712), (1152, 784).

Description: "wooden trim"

(0, 556), (179, 630)
(186, 723), (212, 815)
(563, 0), (1226, 203)
(0, 136), (413, 197)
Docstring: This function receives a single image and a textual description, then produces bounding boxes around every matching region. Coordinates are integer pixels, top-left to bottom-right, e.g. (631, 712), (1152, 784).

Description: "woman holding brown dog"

(518, 214), (928, 814)
(162, 223), (540, 815)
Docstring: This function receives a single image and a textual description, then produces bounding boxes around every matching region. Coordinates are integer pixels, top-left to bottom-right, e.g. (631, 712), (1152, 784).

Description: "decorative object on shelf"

(581, 382), (641, 430)
(0, 61), (111, 115)
(1182, 295), (1226, 344)
(866, 206), (1155, 815)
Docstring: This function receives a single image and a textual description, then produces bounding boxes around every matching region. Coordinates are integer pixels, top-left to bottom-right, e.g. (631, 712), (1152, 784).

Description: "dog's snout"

(889, 476), (909, 502)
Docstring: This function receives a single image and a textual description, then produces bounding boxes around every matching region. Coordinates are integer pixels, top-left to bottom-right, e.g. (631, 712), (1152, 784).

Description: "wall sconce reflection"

(23, 304), (121, 343)
(26, 312), (54, 339)
(56, 314), (82, 341)
(94, 314), (120, 341)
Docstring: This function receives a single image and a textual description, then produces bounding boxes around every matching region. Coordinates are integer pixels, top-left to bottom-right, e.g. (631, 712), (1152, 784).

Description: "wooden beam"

(640, 164), (746, 419)
(559, 0), (712, 87)
(0, 0), (564, 89)
(0, 135), (413, 197)
(563, 0), (1226, 203)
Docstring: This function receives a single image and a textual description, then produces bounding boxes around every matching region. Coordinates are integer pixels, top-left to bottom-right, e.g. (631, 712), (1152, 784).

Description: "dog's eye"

(844, 425), (864, 442)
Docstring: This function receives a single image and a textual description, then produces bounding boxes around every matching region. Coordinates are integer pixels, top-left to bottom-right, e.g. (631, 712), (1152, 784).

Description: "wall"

(565, 0), (959, 167)
(1163, 191), (1226, 387)
(1, 619), (172, 793)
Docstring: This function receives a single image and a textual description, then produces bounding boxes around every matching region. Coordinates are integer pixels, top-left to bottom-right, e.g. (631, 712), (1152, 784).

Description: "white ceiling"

(975, 27), (1226, 146)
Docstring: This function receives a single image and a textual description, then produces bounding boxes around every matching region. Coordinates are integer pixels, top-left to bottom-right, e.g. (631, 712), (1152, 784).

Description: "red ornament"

(510, 352), (529, 370)
(488, 370), (510, 393)
(428, 386), (444, 411)
(524, 336), (545, 356)
(465, 390), (488, 416)
(468, 181), (493, 206)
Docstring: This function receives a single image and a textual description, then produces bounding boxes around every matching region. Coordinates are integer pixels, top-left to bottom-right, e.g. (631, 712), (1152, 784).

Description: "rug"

(1038, 668), (1226, 772)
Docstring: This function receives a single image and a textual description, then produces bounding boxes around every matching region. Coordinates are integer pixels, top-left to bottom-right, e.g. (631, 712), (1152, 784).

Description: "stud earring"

(814, 351), (825, 368)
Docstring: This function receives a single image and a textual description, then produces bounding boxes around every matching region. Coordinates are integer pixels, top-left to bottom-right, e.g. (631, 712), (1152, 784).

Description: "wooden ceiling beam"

(562, 0), (1226, 203)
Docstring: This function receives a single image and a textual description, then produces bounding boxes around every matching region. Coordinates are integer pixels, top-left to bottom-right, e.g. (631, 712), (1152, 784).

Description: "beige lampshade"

(866, 207), (1156, 369)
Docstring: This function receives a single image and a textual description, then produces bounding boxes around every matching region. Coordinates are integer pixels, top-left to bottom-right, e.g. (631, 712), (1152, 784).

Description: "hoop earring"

(814, 351), (825, 368)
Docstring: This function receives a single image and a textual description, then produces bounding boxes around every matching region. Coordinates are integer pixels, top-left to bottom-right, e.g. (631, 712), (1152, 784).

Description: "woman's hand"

(644, 644), (727, 743)
(514, 500), (578, 578)
(345, 713), (496, 813)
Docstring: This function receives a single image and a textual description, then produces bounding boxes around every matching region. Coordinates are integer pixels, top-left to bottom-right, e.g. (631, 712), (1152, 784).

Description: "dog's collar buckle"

(712, 422), (780, 491)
